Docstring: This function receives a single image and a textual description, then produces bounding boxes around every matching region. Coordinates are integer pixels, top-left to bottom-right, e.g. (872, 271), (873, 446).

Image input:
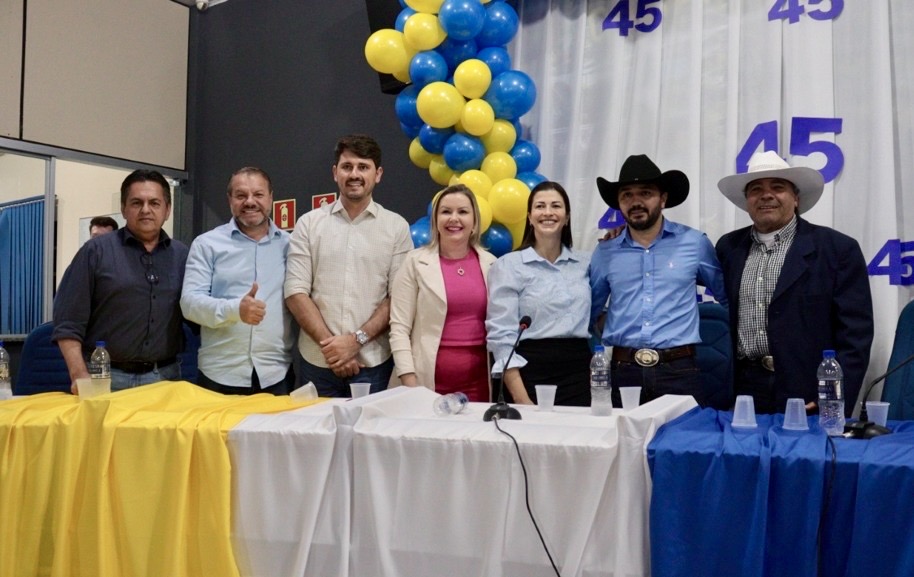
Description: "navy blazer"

(715, 217), (874, 414)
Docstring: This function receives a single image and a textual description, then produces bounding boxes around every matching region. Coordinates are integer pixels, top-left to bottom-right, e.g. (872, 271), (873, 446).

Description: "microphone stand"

(843, 351), (914, 438)
(484, 319), (530, 422)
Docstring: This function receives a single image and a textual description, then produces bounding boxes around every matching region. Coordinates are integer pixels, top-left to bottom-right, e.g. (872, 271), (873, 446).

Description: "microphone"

(843, 351), (914, 439)
(484, 315), (532, 422)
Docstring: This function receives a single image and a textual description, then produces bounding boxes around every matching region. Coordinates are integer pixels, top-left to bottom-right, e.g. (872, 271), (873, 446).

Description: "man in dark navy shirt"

(53, 170), (189, 393)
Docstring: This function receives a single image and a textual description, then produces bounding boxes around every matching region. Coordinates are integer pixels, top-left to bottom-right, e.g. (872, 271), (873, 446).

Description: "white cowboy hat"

(717, 151), (824, 214)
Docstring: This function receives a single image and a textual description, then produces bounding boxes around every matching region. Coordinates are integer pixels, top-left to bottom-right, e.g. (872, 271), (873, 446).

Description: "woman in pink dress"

(390, 184), (497, 401)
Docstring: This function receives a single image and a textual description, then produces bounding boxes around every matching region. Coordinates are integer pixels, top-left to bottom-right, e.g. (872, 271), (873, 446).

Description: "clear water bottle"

(433, 392), (469, 416)
(86, 341), (112, 397)
(590, 345), (612, 416)
(0, 340), (11, 400)
(817, 349), (845, 436)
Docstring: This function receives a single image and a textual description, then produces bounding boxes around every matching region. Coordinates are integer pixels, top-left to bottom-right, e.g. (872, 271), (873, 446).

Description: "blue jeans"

(611, 357), (703, 407)
(297, 355), (393, 398)
(111, 362), (181, 392)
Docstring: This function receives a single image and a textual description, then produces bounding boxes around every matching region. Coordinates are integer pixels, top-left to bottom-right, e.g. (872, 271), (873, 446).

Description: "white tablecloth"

(228, 388), (697, 577)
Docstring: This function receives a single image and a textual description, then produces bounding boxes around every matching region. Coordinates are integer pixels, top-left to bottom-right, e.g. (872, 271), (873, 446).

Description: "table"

(229, 386), (697, 577)
(647, 409), (914, 577)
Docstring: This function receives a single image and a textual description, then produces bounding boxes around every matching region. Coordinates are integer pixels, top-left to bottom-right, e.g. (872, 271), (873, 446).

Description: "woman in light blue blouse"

(485, 181), (592, 406)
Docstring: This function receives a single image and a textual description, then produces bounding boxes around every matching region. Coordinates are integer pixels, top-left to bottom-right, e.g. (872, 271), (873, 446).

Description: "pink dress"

(435, 250), (490, 402)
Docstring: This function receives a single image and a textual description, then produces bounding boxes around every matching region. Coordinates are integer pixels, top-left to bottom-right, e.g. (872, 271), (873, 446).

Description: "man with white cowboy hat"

(590, 154), (728, 408)
(716, 150), (873, 416)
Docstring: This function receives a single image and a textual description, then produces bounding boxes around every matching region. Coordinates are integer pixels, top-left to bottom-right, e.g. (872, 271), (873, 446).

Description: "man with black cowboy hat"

(716, 151), (873, 416)
(590, 154), (727, 407)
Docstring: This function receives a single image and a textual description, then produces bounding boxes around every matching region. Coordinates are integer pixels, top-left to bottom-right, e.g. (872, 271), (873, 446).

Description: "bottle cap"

(594, 345), (605, 352)
(96, 341), (106, 347)
(823, 349), (835, 359)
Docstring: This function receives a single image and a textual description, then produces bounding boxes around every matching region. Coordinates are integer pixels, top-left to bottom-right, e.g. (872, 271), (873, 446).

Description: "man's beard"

(623, 204), (662, 231)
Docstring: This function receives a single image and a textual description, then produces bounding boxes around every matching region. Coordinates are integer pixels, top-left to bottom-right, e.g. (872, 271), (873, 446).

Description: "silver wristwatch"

(354, 330), (369, 346)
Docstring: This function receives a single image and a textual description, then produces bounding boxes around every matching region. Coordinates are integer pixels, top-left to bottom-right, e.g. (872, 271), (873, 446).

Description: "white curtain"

(512, 0), (914, 394)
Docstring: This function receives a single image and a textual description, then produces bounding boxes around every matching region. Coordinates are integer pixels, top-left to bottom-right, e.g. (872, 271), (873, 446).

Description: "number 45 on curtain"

(602, 0), (662, 36)
(768, 0), (844, 23)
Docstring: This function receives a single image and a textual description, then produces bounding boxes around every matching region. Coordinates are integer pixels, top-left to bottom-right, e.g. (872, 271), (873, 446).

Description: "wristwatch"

(354, 330), (369, 346)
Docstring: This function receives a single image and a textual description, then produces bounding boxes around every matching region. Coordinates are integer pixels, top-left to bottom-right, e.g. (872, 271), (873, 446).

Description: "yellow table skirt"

(0, 381), (321, 577)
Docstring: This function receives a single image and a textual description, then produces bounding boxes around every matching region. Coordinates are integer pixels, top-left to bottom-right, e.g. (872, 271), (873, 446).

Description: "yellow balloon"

(457, 169), (493, 199)
(417, 81), (466, 129)
(405, 0), (445, 12)
(505, 217), (527, 249)
(429, 155), (456, 185)
(454, 59), (492, 99)
(393, 66), (411, 84)
(364, 29), (410, 75)
(403, 13), (447, 51)
(475, 195), (493, 234)
(489, 179), (530, 225)
(461, 99), (495, 136)
(448, 173), (461, 186)
(481, 119), (517, 153)
(409, 138), (434, 169)
(481, 151), (518, 183)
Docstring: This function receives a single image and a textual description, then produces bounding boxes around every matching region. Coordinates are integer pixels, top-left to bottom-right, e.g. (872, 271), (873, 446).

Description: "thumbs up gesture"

(240, 282), (266, 325)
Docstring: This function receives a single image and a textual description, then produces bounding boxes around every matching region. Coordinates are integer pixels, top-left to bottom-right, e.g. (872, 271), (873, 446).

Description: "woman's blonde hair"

(427, 183), (483, 250)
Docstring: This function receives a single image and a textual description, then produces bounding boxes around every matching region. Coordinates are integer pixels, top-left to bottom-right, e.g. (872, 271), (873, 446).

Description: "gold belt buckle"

(634, 348), (660, 367)
(761, 355), (775, 372)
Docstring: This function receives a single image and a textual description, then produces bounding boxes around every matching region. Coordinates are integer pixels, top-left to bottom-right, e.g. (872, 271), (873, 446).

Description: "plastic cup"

(731, 395), (758, 429)
(77, 376), (110, 400)
(620, 386), (642, 410)
(349, 382), (371, 399)
(535, 384), (557, 411)
(782, 398), (809, 431)
(866, 401), (890, 427)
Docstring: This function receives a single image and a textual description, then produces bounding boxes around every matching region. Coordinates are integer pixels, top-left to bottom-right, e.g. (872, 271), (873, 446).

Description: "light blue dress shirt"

(589, 218), (727, 349)
(486, 246), (591, 372)
(181, 219), (294, 388)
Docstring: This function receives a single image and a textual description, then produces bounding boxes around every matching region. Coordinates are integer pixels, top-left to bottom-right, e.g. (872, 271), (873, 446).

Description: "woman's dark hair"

(517, 181), (573, 251)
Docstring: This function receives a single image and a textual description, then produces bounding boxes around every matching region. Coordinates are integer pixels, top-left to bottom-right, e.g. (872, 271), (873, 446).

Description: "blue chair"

(882, 300), (914, 420)
(178, 322), (201, 384)
(695, 303), (733, 410)
(14, 322), (72, 395)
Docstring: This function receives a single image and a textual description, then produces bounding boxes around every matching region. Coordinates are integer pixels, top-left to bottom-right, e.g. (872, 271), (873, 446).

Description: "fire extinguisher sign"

(272, 199), (297, 231)
(311, 193), (337, 211)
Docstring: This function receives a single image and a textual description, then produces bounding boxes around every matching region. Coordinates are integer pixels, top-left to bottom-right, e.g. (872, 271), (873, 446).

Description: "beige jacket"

(389, 246), (497, 390)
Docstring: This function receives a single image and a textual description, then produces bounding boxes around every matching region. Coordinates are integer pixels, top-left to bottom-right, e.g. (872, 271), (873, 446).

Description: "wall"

(187, 0), (434, 235)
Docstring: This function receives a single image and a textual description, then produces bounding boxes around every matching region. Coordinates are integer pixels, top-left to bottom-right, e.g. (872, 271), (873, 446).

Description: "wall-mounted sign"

(312, 193), (337, 211)
(272, 199), (296, 231)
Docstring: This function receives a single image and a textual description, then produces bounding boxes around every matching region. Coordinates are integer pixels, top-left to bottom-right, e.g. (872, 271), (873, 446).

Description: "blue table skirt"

(647, 408), (914, 577)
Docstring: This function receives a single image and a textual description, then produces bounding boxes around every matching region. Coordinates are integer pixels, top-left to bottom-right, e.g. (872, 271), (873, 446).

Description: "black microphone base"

(843, 420), (892, 439)
(483, 402), (522, 422)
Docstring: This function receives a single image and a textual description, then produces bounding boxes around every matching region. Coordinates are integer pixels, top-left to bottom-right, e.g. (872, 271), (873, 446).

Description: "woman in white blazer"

(390, 184), (496, 401)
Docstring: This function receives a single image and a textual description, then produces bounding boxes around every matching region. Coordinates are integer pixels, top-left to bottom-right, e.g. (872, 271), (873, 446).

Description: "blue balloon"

(436, 37), (479, 71)
(516, 171), (547, 191)
(395, 7), (416, 32)
(418, 124), (455, 155)
(476, 1), (519, 48)
(484, 70), (537, 119)
(481, 223), (514, 257)
(400, 122), (421, 139)
(409, 51), (449, 88)
(476, 46), (512, 78)
(395, 85), (423, 129)
(438, 0), (487, 41)
(512, 117), (523, 138)
(511, 139), (542, 173)
(410, 216), (431, 248)
(443, 133), (486, 172)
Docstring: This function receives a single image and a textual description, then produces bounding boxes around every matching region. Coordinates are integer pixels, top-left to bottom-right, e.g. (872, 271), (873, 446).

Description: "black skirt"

(507, 338), (592, 407)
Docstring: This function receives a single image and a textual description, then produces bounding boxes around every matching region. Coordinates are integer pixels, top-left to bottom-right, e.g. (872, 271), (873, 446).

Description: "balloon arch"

(364, 0), (544, 257)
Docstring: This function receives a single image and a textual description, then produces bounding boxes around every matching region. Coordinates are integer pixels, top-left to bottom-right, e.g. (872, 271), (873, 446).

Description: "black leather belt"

(110, 357), (176, 374)
(612, 345), (696, 367)
(739, 356), (775, 372)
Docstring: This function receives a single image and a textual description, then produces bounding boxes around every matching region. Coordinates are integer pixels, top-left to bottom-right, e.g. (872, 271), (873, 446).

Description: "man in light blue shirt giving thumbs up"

(181, 167), (295, 395)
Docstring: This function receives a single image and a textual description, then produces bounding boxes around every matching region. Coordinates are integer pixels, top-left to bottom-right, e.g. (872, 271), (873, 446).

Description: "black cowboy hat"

(596, 154), (690, 209)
